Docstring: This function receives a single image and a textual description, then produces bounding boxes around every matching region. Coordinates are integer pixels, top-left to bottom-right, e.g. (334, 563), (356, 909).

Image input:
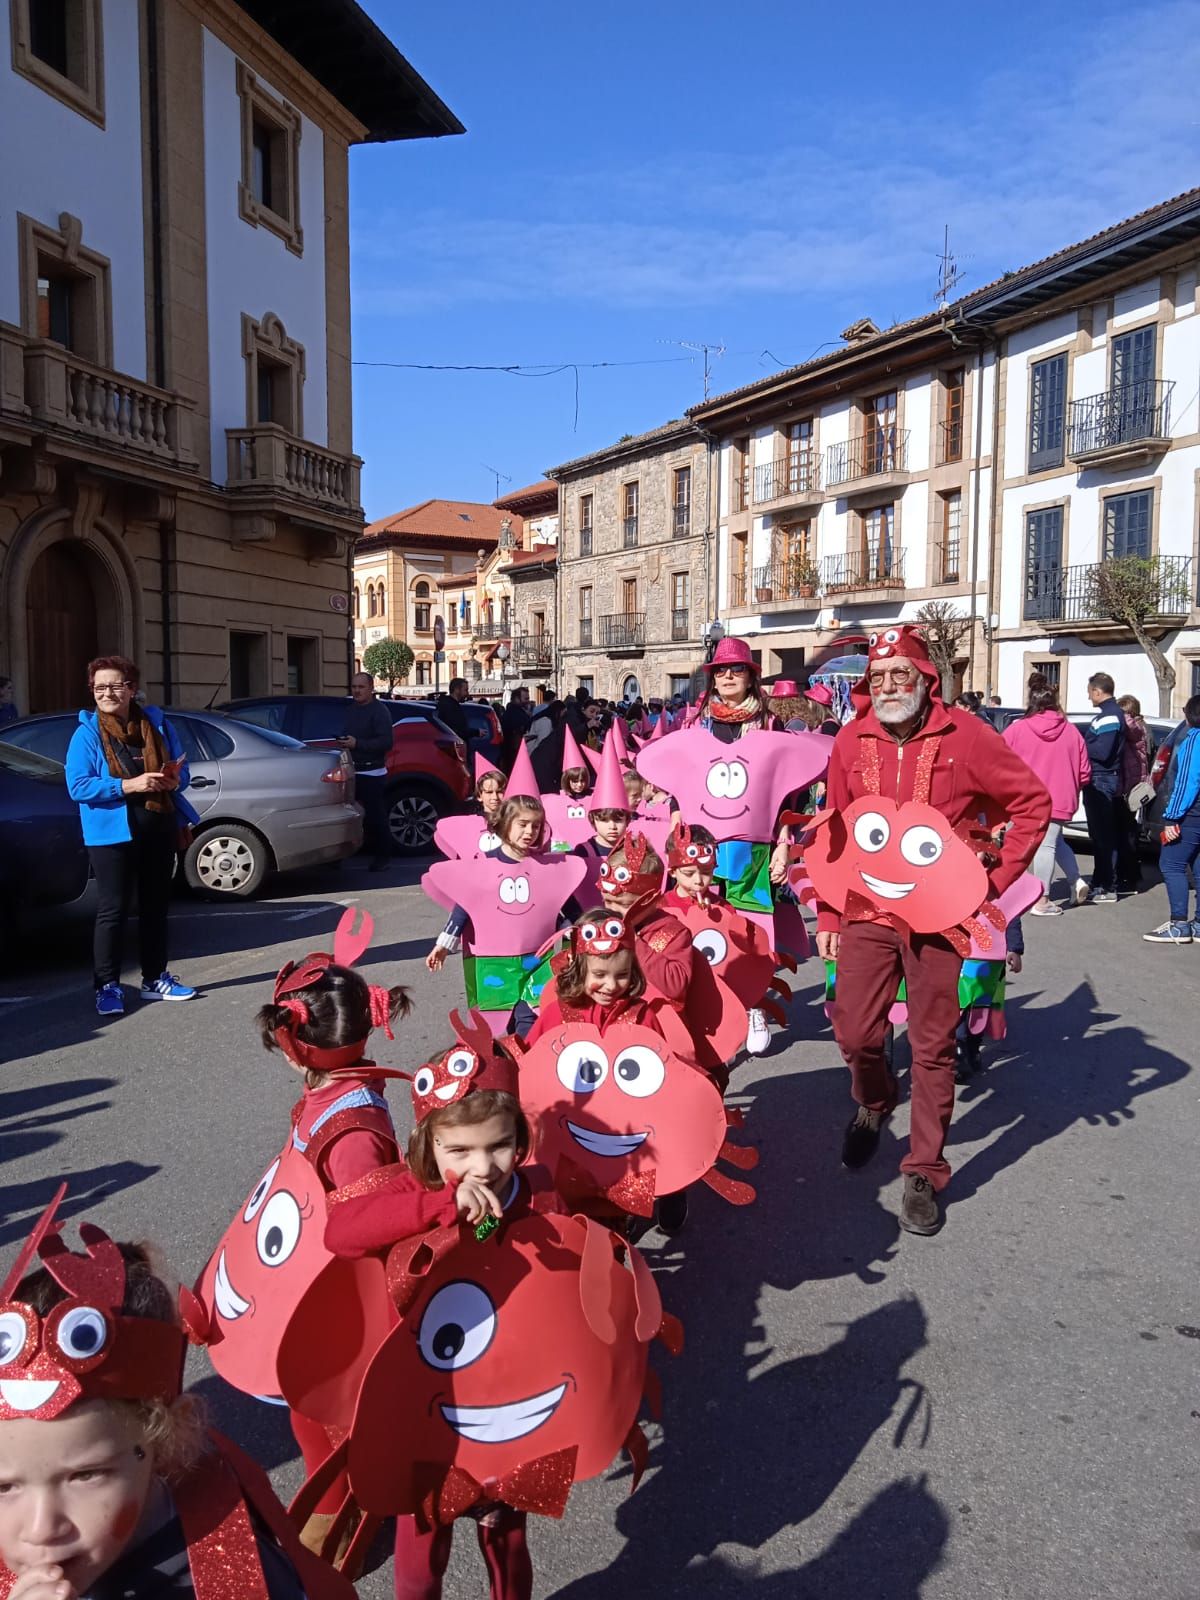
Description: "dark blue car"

(0, 741), (89, 917)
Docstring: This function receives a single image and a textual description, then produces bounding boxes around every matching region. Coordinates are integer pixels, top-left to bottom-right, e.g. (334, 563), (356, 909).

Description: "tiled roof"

(437, 571), (476, 589)
(499, 545), (558, 575)
(547, 418), (700, 478)
(494, 480), (558, 512)
(360, 499), (524, 546)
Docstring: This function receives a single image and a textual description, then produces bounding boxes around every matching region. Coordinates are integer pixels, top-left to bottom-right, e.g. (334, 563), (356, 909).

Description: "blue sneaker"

(1191, 921), (1200, 941)
(95, 983), (125, 1017)
(1142, 921), (1192, 944)
(139, 971), (197, 1001)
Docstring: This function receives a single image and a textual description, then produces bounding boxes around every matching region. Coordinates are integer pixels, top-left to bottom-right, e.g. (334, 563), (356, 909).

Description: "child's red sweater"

(325, 1163), (562, 1259)
(297, 1073), (398, 1192)
(525, 994), (665, 1043)
(631, 903), (693, 1005)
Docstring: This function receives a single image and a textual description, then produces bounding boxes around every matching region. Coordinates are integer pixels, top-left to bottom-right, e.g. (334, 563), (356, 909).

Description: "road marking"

(0, 997), (33, 1005)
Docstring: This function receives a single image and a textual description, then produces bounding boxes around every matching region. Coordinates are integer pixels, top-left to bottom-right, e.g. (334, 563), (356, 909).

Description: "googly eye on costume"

(603, 918), (624, 939)
(0, 1311), (30, 1367)
(852, 811), (890, 853)
(900, 825), (944, 867)
(612, 1046), (666, 1099)
(445, 1049), (476, 1079)
(417, 1281), (496, 1371)
(556, 1041), (609, 1093)
(413, 1066), (436, 1098)
(256, 1191), (303, 1268)
(55, 1306), (108, 1363)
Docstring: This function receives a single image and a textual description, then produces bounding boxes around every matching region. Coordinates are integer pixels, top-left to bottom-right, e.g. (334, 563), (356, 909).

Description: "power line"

(352, 356), (694, 373)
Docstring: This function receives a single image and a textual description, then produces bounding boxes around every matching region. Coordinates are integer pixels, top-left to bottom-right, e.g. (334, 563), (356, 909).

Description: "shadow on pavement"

(946, 978), (1190, 1209)
(589, 1474), (951, 1600)
(0, 1160), (159, 1247)
(189, 1372), (298, 1474)
(0, 1076), (115, 1163)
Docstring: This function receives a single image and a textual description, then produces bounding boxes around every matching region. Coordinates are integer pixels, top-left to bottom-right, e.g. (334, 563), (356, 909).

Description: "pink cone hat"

(609, 715), (630, 760)
(561, 720), (587, 773)
(505, 737), (540, 801)
(583, 744), (601, 774)
(474, 750), (502, 781)
(590, 725), (631, 812)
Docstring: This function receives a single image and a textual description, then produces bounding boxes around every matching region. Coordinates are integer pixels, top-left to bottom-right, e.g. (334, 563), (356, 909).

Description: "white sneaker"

(1073, 878), (1090, 906)
(746, 1007), (770, 1056)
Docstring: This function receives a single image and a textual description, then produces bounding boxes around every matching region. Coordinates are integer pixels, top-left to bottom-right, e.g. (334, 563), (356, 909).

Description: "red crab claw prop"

(0, 1184), (66, 1300)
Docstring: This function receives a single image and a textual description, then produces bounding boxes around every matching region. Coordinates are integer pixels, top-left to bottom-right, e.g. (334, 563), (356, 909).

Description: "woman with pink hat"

(696, 637), (781, 740)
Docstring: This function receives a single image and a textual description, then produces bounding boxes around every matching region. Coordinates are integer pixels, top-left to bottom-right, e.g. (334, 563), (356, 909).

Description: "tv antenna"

(481, 462), (512, 499)
(934, 226), (967, 310)
(659, 339), (727, 400)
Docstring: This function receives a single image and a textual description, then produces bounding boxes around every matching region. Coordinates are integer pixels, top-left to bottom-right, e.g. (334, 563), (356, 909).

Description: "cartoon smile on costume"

(343, 1211), (663, 1521)
(635, 728), (832, 846)
(518, 1020), (756, 1215)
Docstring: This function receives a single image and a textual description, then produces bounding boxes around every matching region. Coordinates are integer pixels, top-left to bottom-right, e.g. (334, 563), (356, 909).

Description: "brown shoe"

(899, 1174), (941, 1235)
(841, 1105), (887, 1169)
(298, 1512), (336, 1558)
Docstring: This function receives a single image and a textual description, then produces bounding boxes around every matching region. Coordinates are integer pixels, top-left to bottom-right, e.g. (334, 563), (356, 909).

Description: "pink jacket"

(1002, 711), (1092, 821)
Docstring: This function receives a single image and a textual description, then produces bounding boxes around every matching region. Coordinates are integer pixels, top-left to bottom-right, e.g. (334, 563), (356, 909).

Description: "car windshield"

(0, 743), (64, 782)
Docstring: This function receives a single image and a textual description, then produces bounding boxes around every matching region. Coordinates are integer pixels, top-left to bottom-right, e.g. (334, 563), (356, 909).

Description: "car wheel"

(183, 824), (270, 897)
(386, 785), (442, 856)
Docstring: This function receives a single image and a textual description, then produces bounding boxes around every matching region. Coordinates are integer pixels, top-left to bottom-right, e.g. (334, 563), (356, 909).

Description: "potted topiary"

(786, 551), (821, 599)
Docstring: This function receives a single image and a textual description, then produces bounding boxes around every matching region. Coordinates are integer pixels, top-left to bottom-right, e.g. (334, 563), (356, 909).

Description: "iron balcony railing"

(601, 612), (646, 649)
(826, 428), (910, 488)
(513, 633), (554, 667)
(751, 556), (822, 604)
(822, 547), (906, 591)
(1023, 554), (1192, 624)
(473, 620), (510, 640)
(1067, 378), (1173, 459)
(753, 449), (821, 504)
(934, 540), (962, 584)
(578, 617), (593, 648)
(623, 516), (639, 548)
(728, 570), (748, 607)
(671, 608), (690, 641)
(672, 503), (691, 537)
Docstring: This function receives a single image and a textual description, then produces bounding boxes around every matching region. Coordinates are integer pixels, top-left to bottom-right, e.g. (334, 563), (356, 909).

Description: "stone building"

(0, 0), (460, 713)
(550, 422), (712, 702)
(353, 498), (530, 691)
(494, 480), (558, 696)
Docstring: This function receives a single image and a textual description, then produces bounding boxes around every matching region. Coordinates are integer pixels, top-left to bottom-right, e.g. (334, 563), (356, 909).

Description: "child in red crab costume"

(525, 908), (668, 1042)
(189, 908), (410, 1564)
(0, 1190), (353, 1600)
(315, 1015), (591, 1600)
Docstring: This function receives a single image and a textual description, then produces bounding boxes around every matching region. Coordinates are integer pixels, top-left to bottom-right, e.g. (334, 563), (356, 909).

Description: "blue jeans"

(1159, 808), (1200, 923)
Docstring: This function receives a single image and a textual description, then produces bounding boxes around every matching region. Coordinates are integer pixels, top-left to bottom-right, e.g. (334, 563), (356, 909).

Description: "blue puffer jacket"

(66, 706), (200, 846)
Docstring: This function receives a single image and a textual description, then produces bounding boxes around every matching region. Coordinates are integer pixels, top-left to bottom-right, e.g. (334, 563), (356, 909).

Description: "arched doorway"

(26, 542), (101, 712)
(622, 674), (641, 701)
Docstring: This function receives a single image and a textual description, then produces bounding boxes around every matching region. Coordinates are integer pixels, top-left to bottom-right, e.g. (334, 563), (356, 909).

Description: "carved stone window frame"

(10, 0), (105, 126)
(236, 61), (303, 256)
(19, 210), (113, 366)
(242, 311), (305, 434)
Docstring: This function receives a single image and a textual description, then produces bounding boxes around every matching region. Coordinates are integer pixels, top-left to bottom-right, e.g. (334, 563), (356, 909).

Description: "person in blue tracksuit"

(65, 655), (199, 1017)
(1080, 671), (1131, 901)
(1143, 694), (1200, 945)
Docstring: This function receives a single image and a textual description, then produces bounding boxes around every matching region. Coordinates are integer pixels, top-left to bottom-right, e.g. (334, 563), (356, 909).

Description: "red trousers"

(831, 921), (962, 1190)
(392, 1510), (532, 1600)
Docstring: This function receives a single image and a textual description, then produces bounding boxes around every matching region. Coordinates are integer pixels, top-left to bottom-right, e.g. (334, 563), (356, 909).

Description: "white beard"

(873, 682), (927, 726)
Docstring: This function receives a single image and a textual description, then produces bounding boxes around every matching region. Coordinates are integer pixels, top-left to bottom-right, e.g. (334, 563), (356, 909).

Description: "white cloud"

(353, 1), (1200, 313)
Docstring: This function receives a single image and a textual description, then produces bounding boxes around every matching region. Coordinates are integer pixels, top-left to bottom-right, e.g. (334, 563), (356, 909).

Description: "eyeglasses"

(868, 670), (917, 688)
(92, 682), (133, 695)
(714, 665), (749, 676)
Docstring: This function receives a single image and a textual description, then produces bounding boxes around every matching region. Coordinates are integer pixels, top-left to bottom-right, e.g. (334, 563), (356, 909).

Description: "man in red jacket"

(815, 625), (1050, 1235)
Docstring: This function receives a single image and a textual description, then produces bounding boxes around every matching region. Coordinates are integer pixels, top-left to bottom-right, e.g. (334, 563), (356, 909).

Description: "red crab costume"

(0, 1190), (353, 1600)
(804, 624), (1050, 1195)
(517, 1009), (757, 1219)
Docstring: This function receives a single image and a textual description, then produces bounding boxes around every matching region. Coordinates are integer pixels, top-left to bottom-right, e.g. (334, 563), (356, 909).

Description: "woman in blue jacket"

(65, 654), (199, 1015)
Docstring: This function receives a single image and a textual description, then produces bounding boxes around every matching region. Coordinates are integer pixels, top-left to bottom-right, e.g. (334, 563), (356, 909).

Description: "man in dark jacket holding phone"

(339, 672), (395, 870)
(1080, 672), (1129, 901)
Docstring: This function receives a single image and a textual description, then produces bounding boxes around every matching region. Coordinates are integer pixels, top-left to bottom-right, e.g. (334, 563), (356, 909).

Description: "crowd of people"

(4, 637), (1199, 1597)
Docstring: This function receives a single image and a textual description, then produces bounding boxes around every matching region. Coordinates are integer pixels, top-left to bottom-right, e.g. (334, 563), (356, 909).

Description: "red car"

(222, 695), (470, 854)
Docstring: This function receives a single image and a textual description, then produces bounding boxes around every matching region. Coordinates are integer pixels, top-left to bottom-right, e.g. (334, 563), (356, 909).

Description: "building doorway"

(622, 674), (641, 700)
(26, 541), (100, 712)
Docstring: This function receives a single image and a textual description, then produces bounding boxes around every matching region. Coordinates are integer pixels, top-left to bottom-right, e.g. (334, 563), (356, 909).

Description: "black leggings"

(87, 808), (176, 988)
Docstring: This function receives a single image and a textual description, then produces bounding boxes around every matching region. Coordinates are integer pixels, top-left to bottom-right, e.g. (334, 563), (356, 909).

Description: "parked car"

(0, 742), (90, 950)
(0, 710), (361, 897)
(385, 697), (503, 766)
(221, 694), (471, 854)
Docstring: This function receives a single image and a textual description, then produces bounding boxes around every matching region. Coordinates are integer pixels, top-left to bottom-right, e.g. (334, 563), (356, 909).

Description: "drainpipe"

(146, 0), (173, 702)
(345, 537), (355, 690)
(983, 333), (1003, 696)
(966, 341), (987, 691)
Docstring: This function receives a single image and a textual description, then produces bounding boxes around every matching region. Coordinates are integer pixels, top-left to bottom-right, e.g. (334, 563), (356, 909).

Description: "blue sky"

(349, 0), (1200, 520)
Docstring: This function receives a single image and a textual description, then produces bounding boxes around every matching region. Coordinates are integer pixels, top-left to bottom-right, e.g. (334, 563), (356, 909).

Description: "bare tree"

(1087, 557), (1188, 716)
(915, 600), (973, 702)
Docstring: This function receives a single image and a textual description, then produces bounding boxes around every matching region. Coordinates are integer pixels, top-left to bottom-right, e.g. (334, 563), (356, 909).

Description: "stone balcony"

(226, 424), (363, 549)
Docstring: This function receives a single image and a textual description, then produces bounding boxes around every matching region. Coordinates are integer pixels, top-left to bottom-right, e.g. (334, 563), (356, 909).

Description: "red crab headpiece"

(851, 624), (942, 713)
(410, 1010), (520, 1124)
(272, 907), (394, 1074)
(570, 911), (636, 959)
(0, 1188), (185, 1421)
(667, 823), (716, 872)
(598, 831), (662, 912)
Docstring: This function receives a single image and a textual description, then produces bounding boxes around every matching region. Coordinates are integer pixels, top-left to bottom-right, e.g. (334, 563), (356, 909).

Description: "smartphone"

(161, 757), (183, 782)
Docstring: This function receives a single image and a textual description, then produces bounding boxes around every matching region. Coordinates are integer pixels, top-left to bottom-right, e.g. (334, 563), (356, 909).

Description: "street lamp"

(702, 619), (725, 662)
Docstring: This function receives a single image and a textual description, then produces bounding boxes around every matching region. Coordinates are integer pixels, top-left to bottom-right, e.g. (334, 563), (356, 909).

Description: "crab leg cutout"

(0, 1184), (66, 1300)
(701, 1167), (757, 1205)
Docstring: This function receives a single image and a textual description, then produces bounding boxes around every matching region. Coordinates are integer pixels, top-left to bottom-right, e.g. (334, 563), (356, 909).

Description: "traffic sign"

(433, 615), (446, 650)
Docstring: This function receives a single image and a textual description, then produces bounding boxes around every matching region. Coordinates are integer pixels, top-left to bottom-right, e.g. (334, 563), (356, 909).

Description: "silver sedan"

(0, 709), (362, 897)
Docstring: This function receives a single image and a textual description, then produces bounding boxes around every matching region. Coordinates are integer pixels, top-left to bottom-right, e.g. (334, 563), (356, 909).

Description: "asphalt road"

(3, 854), (1197, 1599)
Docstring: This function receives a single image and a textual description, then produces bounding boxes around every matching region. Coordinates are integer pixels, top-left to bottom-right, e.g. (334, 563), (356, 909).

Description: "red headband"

(271, 907), (394, 1074)
(571, 911), (636, 958)
(409, 1010), (520, 1123)
(598, 830), (662, 909)
(0, 1188), (185, 1422)
(667, 823), (716, 871)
